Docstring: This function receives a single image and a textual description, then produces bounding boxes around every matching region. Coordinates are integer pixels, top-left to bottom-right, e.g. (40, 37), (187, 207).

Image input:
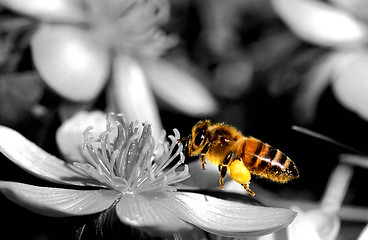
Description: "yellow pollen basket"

(228, 159), (251, 185)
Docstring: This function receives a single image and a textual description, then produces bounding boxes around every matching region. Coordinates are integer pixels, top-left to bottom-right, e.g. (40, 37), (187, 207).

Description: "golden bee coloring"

(181, 120), (299, 196)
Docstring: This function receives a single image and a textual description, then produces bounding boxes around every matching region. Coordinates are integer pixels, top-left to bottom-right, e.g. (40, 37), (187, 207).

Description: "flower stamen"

(74, 113), (190, 194)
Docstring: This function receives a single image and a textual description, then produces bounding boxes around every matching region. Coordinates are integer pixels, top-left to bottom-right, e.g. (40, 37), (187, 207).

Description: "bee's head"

(181, 120), (210, 157)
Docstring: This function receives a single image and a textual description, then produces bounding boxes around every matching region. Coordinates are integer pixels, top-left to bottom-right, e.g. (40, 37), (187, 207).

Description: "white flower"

(272, 0), (368, 122)
(0, 0), (218, 138)
(0, 112), (296, 237)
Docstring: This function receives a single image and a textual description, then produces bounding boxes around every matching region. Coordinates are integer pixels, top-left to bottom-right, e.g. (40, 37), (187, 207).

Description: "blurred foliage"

(0, 72), (43, 126)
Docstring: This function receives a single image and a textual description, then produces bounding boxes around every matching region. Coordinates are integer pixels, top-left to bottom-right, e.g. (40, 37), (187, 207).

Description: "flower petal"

(110, 55), (162, 139)
(116, 193), (193, 235)
(321, 164), (352, 213)
(287, 208), (322, 240)
(159, 192), (297, 237)
(272, 0), (368, 47)
(0, 181), (117, 217)
(303, 209), (340, 240)
(31, 24), (110, 101)
(56, 111), (107, 163)
(117, 191), (296, 237)
(331, 51), (368, 120)
(340, 154), (368, 169)
(330, 0), (368, 23)
(142, 60), (218, 116)
(0, 126), (98, 186)
(0, 0), (84, 23)
(358, 224), (368, 240)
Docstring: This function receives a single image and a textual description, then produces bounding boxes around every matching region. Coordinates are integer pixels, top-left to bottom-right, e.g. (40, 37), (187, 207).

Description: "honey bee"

(181, 120), (299, 196)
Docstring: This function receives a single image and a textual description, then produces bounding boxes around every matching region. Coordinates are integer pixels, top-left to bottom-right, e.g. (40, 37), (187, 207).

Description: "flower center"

(74, 113), (190, 194)
(81, 0), (176, 57)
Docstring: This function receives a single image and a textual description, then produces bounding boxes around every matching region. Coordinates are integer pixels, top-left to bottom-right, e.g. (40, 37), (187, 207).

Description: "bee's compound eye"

(194, 129), (206, 146)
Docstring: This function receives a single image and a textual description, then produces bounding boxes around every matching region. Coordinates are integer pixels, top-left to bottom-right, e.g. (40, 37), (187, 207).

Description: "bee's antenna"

(177, 136), (187, 143)
(178, 136), (190, 157)
(292, 125), (365, 155)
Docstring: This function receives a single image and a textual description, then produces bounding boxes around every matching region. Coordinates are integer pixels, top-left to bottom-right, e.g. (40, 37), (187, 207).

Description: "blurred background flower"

(0, 0), (218, 139)
(272, 0), (368, 123)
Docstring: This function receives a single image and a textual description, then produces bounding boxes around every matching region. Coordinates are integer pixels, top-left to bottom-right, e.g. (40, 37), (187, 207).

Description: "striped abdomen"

(241, 137), (299, 183)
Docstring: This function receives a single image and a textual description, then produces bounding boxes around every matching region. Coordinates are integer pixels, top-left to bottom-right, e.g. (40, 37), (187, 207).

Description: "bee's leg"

(242, 182), (255, 197)
(200, 143), (211, 170)
(218, 152), (234, 189)
(218, 165), (228, 189)
(200, 154), (206, 170)
(178, 136), (189, 157)
(228, 157), (254, 196)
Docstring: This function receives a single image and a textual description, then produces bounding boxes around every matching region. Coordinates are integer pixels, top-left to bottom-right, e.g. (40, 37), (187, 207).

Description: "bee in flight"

(180, 120), (299, 196)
